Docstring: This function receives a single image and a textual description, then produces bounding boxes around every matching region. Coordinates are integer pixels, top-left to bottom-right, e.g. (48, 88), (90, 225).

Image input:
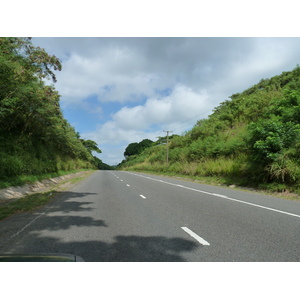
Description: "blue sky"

(30, 37), (300, 165)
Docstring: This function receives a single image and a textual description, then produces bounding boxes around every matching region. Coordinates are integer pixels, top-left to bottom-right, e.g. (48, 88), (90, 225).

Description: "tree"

(0, 37), (96, 179)
(124, 142), (139, 158)
(0, 37), (61, 83)
(82, 139), (102, 154)
(138, 139), (153, 151)
(0, 37), (62, 135)
(124, 139), (154, 158)
(93, 156), (114, 170)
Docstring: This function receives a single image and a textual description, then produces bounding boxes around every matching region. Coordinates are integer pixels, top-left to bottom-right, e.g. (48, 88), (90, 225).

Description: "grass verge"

(120, 167), (300, 201)
(0, 191), (56, 221)
(0, 168), (94, 189)
(0, 170), (96, 221)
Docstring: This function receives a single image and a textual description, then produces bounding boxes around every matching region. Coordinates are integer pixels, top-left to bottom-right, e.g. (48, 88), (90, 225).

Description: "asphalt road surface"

(1, 170), (300, 261)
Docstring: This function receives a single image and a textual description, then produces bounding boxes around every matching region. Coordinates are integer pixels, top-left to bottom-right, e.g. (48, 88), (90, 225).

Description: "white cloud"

(54, 46), (162, 105)
(35, 37), (300, 107)
(113, 85), (210, 130)
(82, 119), (164, 165)
(82, 85), (211, 164)
(31, 37), (300, 165)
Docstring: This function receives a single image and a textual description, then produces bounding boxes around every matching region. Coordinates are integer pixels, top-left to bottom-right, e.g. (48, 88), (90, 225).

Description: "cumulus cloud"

(53, 45), (161, 104)
(112, 85), (210, 130)
(84, 85), (210, 143)
(35, 37), (300, 106)
(81, 85), (212, 163)
(32, 37), (300, 165)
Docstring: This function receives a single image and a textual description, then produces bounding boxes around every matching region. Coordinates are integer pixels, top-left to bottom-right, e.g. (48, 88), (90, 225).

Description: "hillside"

(0, 38), (105, 188)
(118, 65), (300, 193)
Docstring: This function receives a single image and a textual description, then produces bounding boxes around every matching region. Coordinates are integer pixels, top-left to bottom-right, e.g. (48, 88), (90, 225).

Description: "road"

(0, 170), (300, 261)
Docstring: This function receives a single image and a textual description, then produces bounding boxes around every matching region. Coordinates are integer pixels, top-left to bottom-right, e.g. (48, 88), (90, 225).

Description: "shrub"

(247, 116), (300, 164)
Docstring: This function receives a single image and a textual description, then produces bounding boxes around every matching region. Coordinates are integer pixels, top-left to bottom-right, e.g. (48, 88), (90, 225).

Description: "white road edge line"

(140, 195), (147, 199)
(126, 172), (300, 219)
(181, 227), (210, 246)
(9, 214), (44, 239)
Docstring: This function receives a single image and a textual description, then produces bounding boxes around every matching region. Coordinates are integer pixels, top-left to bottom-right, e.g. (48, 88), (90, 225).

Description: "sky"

(30, 37), (300, 165)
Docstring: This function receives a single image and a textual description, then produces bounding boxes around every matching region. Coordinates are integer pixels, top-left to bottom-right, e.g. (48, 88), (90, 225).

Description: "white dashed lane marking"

(181, 227), (210, 246)
(127, 172), (300, 219)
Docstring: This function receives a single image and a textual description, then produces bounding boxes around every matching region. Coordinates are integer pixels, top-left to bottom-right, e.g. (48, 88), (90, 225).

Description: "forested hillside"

(0, 38), (103, 188)
(119, 66), (300, 193)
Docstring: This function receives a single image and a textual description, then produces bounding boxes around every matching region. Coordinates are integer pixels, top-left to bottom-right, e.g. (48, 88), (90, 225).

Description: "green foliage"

(118, 65), (300, 192)
(247, 116), (300, 163)
(0, 37), (61, 84)
(124, 139), (153, 157)
(93, 156), (114, 170)
(244, 74), (300, 183)
(124, 142), (139, 157)
(82, 139), (102, 154)
(0, 191), (54, 221)
(0, 37), (99, 185)
(139, 138), (154, 150)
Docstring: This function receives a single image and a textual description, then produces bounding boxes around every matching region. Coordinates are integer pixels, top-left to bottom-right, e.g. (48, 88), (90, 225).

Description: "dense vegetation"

(118, 66), (300, 193)
(0, 38), (107, 188)
(124, 139), (154, 158)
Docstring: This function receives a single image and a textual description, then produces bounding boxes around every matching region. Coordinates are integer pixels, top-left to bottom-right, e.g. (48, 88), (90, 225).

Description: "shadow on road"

(48, 191), (98, 213)
(32, 215), (108, 231)
(10, 233), (199, 262)
(106, 235), (199, 261)
(0, 190), (200, 261)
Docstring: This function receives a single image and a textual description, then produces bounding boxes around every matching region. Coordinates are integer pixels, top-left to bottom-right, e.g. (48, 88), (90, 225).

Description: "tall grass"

(121, 153), (250, 185)
(0, 145), (94, 188)
(269, 157), (300, 184)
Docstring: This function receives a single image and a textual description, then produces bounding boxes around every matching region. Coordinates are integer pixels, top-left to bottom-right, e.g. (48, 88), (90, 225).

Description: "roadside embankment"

(0, 170), (95, 203)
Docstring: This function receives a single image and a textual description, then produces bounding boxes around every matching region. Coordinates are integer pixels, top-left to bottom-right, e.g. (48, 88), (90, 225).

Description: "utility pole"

(163, 130), (173, 166)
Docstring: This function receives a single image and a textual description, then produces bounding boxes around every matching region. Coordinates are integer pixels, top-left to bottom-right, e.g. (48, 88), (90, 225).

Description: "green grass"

(0, 168), (93, 189)
(0, 170), (97, 220)
(120, 156), (300, 198)
(0, 191), (56, 221)
(68, 170), (96, 185)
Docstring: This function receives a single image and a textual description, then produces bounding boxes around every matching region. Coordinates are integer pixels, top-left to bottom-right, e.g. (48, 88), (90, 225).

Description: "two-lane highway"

(0, 170), (299, 261)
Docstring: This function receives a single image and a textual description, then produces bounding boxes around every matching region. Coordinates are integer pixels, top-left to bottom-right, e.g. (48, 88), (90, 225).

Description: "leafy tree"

(124, 142), (139, 157)
(0, 37), (97, 181)
(0, 37), (61, 83)
(138, 139), (153, 151)
(82, 139), (102, 154)
(93, 156), (114, 170)
(124, 139), (154, 158)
